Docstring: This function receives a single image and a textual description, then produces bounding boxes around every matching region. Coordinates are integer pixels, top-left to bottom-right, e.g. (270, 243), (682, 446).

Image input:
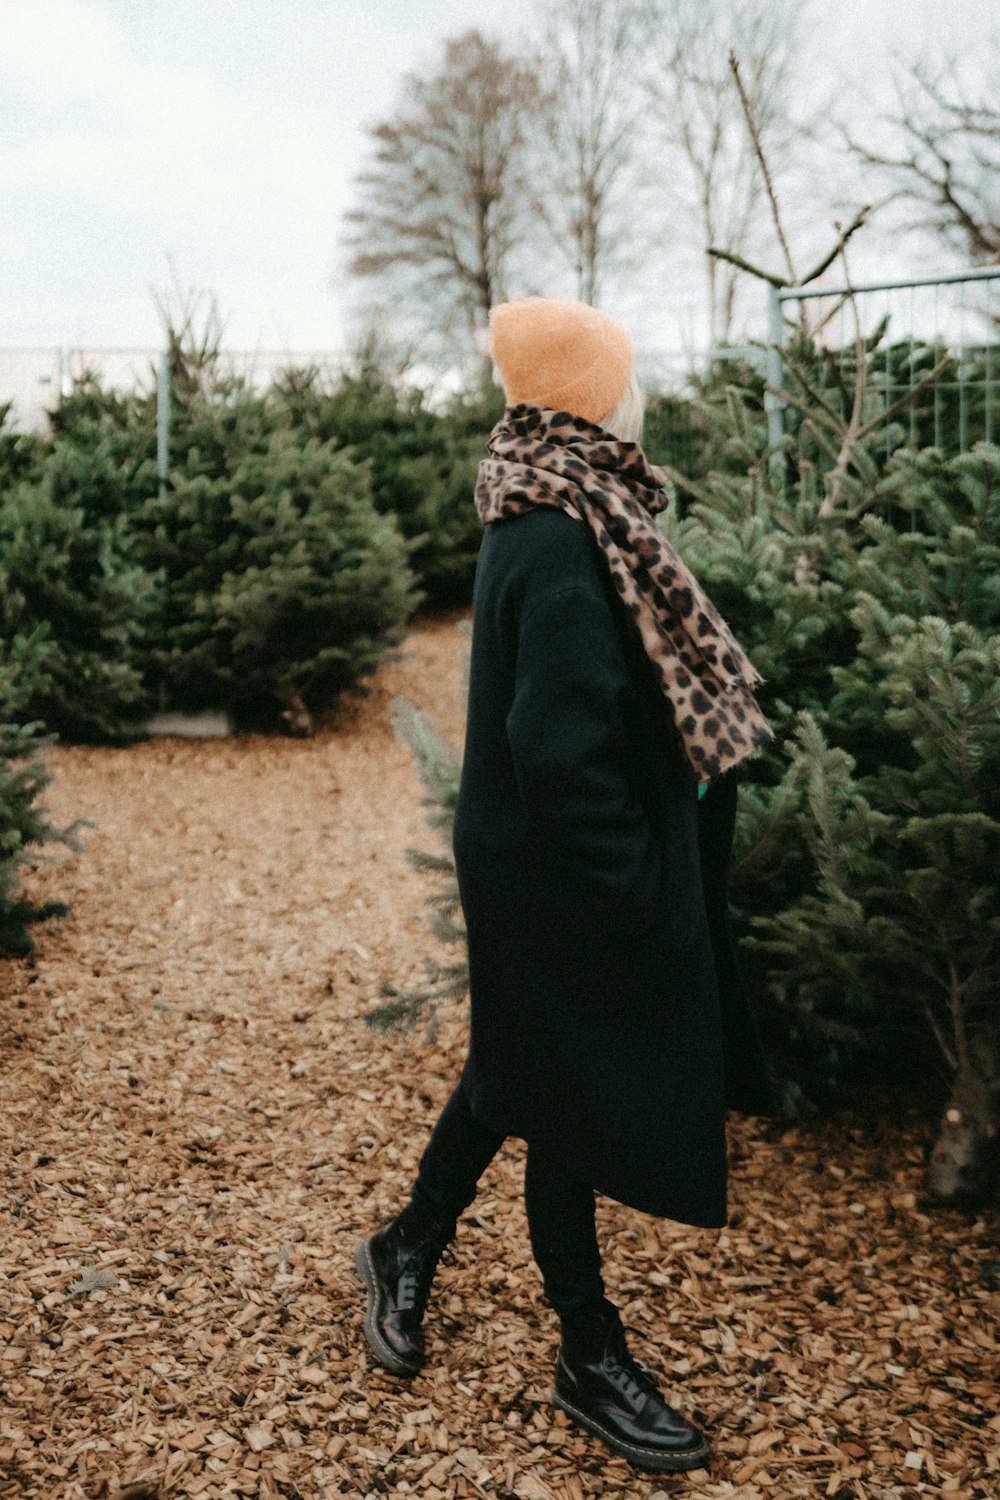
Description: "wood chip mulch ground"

(1, 613), (998, 1500)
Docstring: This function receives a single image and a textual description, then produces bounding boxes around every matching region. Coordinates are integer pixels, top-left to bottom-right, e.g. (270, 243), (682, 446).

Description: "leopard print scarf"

(476, 404), (772, 781)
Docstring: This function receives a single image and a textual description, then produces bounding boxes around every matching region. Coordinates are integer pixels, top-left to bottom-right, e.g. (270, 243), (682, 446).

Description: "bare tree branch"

(706, 245), (788, 288)
(819, 235), (866, 515)
(849, 53), (1000, 264)
(798, 205), (872, 285)
(728, 50), (796, 284)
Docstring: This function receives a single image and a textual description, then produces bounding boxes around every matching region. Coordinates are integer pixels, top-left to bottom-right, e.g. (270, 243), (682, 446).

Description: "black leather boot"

(553, 1299), (711, 1472)
(355, 1215), (452, 1377)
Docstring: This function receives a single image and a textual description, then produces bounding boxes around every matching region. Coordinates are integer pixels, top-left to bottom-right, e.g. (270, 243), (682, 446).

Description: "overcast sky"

(0, 0), (990, 360)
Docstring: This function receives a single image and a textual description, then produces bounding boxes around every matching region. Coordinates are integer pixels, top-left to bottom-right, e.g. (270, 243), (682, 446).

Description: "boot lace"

(397, 1240), (453, 1316)
(605, 1323), (662, 1408)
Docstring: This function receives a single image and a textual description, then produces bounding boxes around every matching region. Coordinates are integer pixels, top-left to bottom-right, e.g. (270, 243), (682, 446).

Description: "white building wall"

(0, 348), (351, 431)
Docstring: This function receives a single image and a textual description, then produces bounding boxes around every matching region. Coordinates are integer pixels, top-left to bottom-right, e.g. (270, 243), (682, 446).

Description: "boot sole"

(551, 1389), (711, 1473)
(354, 1237), (422, 1378)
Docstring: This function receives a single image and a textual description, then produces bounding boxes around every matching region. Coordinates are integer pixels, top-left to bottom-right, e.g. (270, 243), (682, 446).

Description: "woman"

(356, 297), (773, 1474)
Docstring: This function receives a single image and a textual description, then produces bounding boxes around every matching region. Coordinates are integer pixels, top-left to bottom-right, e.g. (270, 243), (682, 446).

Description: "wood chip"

(244, 1425), (275, 1454)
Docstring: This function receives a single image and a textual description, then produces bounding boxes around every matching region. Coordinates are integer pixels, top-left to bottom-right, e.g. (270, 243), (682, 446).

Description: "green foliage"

(733, 717), (890, 1106)
(44, 372), (157, 521)
(644, 358), (766, 496)
(306, 321), (997, 1121)
(0, 428), (86, 950)
(0, 376), (155, 743)
(833, 448), (1000, 1073)
(0, 449), (154, 742)
(16, 339), (423, 733)
(0, 401), (46, 490)
(664, 336), (1000, 1106)
(365, 697), (467, 1033)
(392, 696), (462, 831)
(272, 368), (501, 608)
(636, 392), (702, 484)
(139, 412), (417, 724)
(0, 714), (78, 957)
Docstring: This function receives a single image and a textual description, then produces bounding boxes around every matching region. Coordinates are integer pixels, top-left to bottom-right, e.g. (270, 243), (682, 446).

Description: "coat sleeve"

(505, 584), (661, 940)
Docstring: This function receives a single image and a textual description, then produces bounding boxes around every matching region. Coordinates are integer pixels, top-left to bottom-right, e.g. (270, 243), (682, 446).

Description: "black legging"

(407, 1079), (605, 1315)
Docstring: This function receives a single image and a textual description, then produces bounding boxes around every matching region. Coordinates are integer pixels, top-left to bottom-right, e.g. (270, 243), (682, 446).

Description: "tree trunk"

(927, 1027), (1000, 1206)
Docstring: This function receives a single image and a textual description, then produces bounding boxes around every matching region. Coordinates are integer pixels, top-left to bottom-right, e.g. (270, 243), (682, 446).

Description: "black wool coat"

(453, 506), (772, 1228)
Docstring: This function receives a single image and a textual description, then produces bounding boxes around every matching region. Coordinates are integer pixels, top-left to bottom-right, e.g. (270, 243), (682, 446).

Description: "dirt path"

(1, 614), (997, 1500)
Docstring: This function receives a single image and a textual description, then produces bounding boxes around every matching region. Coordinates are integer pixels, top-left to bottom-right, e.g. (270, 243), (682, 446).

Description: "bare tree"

(850, 54), (1000, 265)
(643, 0), (811, 345)
(344, 31), (542, 354)
(534, 0), (649, 305)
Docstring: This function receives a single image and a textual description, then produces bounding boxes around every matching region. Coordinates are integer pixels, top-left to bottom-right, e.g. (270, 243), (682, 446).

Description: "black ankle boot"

(355, 1215), (452, 1377)
(553, 1299), (711, 1473)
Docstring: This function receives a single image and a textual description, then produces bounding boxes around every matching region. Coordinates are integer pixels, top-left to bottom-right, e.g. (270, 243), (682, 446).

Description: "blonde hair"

(599, 369), (645, 443)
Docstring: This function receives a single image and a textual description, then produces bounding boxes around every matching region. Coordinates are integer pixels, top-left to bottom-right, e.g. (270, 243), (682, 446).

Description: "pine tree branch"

(853, 352), (954, 443)
(731, 775), (802, 882)
(762, 380), (845, 437)
(899, 550), (950, 616)
(778, 348), (857, 435)
(923, 999), (959, 1071)
(652, 458), (720, 508)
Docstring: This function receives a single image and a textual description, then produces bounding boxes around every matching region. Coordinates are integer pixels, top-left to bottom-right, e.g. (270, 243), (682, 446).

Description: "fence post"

(157, 349), (169, 502)
(764, 285), (785, 481)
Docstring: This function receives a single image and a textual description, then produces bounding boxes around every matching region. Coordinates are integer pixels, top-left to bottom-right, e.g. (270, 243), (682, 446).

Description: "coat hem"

(463, 1079), (728, 1230)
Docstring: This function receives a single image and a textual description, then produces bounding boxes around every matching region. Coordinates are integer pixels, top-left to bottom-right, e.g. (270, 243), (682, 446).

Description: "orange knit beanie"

(488, 297), (633, 425)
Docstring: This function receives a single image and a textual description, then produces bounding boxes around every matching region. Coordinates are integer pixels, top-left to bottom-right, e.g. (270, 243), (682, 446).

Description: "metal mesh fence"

(772, 266), (1000, 461)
